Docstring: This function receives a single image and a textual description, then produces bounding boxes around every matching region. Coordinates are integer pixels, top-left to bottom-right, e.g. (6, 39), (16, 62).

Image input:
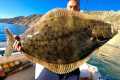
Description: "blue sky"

(0, 0), (120, 18)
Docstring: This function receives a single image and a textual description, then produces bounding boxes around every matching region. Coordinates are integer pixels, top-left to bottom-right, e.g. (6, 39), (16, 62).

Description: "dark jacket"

(37, 68), (80, 80)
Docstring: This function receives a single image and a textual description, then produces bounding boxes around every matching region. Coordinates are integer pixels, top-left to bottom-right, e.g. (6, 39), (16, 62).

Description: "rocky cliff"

(88, 11), (120, 31)
(0, 14), (42, 27)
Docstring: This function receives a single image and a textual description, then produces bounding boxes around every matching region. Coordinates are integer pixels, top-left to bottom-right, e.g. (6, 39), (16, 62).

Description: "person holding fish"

(9, 0), (112, 80)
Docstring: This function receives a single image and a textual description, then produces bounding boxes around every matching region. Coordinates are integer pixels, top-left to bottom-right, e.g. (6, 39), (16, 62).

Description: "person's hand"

(13, 35), (22, 51)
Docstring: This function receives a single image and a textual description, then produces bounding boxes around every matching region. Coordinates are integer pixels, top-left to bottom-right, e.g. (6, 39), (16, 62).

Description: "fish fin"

(4, 28), (15, 56)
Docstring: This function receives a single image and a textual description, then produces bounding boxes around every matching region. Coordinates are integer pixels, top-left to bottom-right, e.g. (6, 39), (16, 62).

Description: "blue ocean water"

(88, 55), (116, 80)
(0, 23), (28, 42)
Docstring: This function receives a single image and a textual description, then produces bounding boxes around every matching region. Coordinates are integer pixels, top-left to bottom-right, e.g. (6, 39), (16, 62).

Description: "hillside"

(0, 14), (42, 27)
(88, 11), (120, 31)
(12, 14), (42, 27)
(0, 11), (120, 28)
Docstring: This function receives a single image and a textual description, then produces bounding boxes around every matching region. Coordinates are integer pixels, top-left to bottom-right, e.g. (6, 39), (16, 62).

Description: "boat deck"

(5, 65), (35, 80)
(0, 53), (35, 80)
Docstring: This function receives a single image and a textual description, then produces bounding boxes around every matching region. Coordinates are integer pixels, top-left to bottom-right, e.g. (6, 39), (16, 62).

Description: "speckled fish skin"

(18, 8), (113, 64)
(5, 8), (114, 74)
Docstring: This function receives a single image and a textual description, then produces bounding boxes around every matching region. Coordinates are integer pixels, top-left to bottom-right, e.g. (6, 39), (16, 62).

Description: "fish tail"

(4, 28), (15, 56)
